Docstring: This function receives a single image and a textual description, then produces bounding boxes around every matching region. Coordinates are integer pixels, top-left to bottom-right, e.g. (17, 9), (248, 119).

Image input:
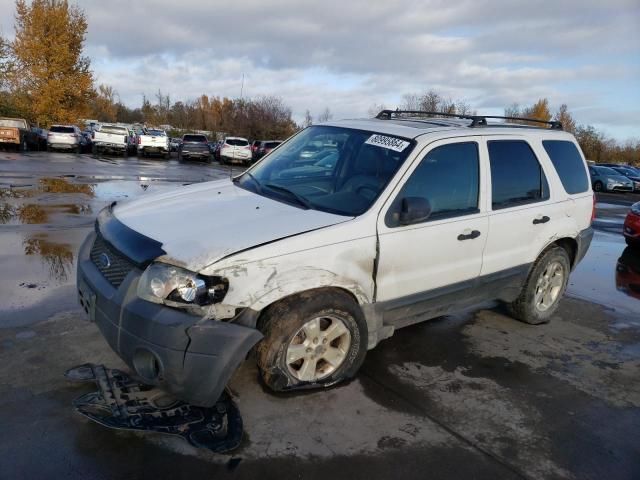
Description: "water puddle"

(567, 232), (640, 317)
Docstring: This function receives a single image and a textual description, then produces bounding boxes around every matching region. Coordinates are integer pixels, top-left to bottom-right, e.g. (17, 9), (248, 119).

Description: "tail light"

(244, 145), (250, 150)
(591, 193), (596, 224)
(138, 136), (141, 144)
(124, 136), (127, 143)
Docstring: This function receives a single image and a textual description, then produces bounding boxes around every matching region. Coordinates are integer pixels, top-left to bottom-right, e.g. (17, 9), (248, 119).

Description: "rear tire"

(594, 181), (603, 192)
(257, 289), (368, 392)
(508, 246), (571, 325)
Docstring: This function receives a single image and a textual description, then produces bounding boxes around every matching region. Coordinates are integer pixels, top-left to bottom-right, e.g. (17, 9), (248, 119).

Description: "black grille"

(90, 233), (136, 287)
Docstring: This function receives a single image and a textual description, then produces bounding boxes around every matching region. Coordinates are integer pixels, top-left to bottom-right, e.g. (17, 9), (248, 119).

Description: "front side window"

(488, 140), (549, 210)
(542, 140), (589, 194)
(385, 142), (480, 227)
(236, 126), (415, 216)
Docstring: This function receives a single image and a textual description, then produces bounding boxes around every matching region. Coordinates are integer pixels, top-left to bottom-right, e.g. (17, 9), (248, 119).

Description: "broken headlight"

(137, 263), (228, 308)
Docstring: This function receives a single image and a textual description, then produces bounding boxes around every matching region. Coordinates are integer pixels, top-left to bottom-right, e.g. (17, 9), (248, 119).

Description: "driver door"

(375, 137), (488, 326)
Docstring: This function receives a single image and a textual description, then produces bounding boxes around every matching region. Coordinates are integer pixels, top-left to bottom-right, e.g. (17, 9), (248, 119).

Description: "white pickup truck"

(137, 128), (170, 158)
(92, 124), (131, 156)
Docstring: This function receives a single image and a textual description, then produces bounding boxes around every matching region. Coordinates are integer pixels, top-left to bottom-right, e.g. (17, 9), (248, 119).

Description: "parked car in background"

(0, 117), (39, 151)
(169, 137), (181, 152)
(219, 136), (251, 165)
(254, 140), (283, 161)
(92, 124), (130, 156)
(250, 140), (261, 159)
(623, 202), (640, 247)
(588, 165), (633, 192)
(81, 131), (93, 153)
(47, 125), (83, 153)
(608, 166), (640, 192)
(137, 128), (170, 158)
(178, 134), (212, 163)
(31, 127), (48, 150)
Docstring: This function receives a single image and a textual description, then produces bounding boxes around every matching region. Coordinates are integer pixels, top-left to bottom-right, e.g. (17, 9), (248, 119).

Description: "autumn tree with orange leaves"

(8, 0), (94, 127)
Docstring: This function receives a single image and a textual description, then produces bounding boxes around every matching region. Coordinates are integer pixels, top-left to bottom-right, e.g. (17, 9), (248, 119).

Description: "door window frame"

(379, 135), (488, 232)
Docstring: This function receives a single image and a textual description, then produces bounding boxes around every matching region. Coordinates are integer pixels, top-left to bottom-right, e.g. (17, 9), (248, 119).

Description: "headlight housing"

(137, 263), (228, 309)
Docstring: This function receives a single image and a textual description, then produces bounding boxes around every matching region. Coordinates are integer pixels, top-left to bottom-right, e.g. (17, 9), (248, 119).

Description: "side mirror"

(399, 197), (432, 225)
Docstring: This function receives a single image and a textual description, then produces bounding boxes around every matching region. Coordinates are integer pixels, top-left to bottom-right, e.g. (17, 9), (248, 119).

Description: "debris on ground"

(65, 363), (243, 453)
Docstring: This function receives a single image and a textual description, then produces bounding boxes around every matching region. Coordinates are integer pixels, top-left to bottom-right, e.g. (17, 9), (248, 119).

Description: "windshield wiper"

(264, 183), (313, 209)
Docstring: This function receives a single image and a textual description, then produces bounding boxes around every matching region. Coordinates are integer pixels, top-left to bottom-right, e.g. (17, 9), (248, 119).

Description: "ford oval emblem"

(99, 252), (111, 269)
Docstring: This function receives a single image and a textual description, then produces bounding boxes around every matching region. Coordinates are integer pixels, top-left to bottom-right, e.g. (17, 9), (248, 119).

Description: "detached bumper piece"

(66, 363), (243, 453)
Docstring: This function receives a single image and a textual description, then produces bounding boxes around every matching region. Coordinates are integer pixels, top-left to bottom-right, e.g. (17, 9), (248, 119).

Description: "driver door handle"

(533, 215), (550, 225)
(458, 229), (481, 241)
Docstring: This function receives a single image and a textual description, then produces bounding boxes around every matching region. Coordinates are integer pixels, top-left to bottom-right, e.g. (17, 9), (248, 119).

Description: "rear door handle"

(458, 230), (481, 241)
(533, 215), (550, 225)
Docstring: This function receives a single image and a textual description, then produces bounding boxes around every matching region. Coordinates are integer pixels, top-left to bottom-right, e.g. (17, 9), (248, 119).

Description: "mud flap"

(65, 363), (243, 453)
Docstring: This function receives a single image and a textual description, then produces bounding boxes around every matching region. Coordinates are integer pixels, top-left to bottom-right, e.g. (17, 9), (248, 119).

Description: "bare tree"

(303, 109), (313, 127)
(553, 104), (576, 134)
(317, 107), (333, 123)
(367, 103), (386, 117)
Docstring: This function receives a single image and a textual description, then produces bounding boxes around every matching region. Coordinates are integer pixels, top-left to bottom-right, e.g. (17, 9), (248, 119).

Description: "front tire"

(257, 289), (368, 392)
(508, 246), (571, 325)
(594, 181), (603, 192)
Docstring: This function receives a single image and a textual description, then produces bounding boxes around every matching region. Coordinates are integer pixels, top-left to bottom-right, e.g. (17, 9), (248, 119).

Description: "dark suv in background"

(254, 140), (282, 161)
(178, 134), (212, 163)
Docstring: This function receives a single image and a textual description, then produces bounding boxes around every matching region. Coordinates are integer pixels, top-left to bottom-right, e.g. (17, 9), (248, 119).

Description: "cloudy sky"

(1, 0), (639, 139)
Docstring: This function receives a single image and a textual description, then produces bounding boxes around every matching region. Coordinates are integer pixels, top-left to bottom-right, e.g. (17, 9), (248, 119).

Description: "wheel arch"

(255, 286), (363, 333)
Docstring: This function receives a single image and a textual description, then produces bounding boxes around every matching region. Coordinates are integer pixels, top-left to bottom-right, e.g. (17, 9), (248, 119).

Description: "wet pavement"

(0, 151), (639, 479)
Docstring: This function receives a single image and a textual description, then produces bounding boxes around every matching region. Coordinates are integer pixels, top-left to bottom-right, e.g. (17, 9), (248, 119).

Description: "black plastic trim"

(96, 204), (166, 267)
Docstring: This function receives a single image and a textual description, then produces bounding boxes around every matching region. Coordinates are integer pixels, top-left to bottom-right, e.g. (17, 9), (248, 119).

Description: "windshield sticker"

(365, 134), (410, 152)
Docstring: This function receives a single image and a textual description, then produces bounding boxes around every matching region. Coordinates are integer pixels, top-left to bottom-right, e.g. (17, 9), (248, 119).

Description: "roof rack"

(375, 110), (563, 130)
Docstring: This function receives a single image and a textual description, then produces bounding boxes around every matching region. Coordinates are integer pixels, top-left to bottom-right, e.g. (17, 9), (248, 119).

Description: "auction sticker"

(365, 134), (410, 152)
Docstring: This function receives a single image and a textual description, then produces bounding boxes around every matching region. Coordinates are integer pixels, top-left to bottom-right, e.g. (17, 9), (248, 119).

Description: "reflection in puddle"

(23, 235), (74, 282)
(616, 247), (640, 301)
(0, 203), (93, 225)
(568, 232), (639, 316)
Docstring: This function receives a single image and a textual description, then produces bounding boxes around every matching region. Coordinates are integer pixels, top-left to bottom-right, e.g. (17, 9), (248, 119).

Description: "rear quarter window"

(542, 140), (589, 194)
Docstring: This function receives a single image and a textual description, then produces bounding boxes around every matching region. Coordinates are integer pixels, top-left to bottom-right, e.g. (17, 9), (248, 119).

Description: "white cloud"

(0, 0), (638, 138)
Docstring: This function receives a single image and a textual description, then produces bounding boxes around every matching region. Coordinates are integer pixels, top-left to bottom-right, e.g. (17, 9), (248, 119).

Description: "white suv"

(47, 124), (82, 153)
(77, 111), (594, 406)
(219, 136), (252, 165)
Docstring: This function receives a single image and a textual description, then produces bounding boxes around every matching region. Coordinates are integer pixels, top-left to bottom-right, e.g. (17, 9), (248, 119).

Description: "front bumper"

(76, 230), (263, 407)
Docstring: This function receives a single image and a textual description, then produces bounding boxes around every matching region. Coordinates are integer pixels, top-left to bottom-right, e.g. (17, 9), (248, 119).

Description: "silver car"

(588, 166), (634, 192)
(47, 125), (82, 153)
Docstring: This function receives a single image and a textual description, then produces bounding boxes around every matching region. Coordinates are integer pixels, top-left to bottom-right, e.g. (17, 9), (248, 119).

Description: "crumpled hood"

(112, 179), (350, 271)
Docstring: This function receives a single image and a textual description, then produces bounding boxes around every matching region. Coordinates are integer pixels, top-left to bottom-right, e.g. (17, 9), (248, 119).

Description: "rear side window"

(386, 142), (480, 226)
(50, 126), (75, 133)
(542, 141), (589, 194)
(183, 135), (207, 142)
(264, 142), (281, 149)
(488, 140), (549, 210)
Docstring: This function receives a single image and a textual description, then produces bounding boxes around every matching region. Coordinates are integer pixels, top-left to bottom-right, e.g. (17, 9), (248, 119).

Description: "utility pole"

(240, 73), (245, 100)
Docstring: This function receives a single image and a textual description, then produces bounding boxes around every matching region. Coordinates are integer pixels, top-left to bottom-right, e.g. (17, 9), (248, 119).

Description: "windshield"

(183, 134), (207, 142)
(226, 138), (249, 146)
(50, 126), (75, 133)
(100, 125), (127, 134)
(146, 129), (165, 136)
(236, 125), (414, 216)
(0, 118), (27, 129)
(596, 166), (620, 176)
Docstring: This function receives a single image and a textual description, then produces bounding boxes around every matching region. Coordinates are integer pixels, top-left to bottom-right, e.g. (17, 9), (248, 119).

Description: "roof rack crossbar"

(376, 110), (563, 130)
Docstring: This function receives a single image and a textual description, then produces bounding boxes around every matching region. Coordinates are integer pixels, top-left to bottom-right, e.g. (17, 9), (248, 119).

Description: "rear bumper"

(95, 142), (126, 150)
(76, 231), (263, 407)
(575, 226), (594, 267)
(0, 137), (19, 144)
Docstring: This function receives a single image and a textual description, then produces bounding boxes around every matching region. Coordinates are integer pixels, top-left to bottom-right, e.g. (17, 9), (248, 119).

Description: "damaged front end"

(76, 209), (263, 408)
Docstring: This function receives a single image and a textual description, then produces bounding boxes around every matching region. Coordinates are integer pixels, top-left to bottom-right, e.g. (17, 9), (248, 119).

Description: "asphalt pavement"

(0, 150), (638, 480)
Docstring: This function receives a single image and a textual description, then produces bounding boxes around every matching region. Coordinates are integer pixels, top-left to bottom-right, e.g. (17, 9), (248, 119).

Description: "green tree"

(10, 0), (94, 126)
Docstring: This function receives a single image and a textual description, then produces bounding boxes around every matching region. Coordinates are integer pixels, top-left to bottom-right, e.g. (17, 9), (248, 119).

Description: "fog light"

(133, 348), (161, 381)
